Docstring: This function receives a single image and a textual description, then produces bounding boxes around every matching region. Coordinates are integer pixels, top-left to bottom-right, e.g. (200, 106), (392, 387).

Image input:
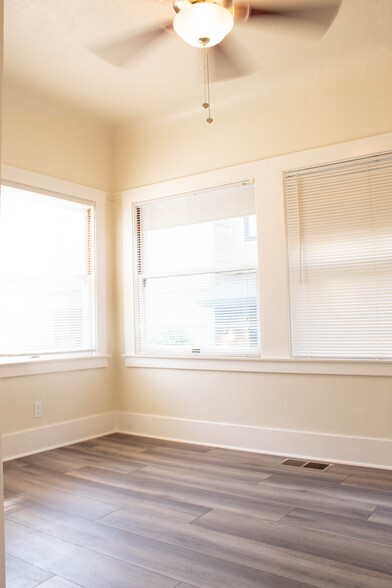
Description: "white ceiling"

(4, 0), (392, 124)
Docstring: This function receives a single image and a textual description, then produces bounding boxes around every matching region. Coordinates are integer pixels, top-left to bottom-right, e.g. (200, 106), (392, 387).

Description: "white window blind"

(285, 151), (392, 359)
(0, 184), (96, 358)
(135, 181), (260, 357)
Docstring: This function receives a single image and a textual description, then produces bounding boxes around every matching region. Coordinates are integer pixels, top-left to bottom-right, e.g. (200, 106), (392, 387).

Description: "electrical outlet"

(34, 401), (43, 418)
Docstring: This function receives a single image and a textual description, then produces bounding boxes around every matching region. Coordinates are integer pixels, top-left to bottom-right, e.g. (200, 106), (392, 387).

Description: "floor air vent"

(281, 458), (307, 467)
(281, 458), (330, 471)
(304, 461), (330, 470)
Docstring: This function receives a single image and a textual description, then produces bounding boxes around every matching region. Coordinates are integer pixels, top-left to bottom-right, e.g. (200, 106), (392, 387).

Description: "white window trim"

(0, 165), (109, 378)
(133, 181), (261, 358)
(124, 355), (392, 376)
(122, 132), (392, 376)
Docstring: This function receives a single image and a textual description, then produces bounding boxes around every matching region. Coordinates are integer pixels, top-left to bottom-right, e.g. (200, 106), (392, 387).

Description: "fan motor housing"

(173, 0), (234, 14)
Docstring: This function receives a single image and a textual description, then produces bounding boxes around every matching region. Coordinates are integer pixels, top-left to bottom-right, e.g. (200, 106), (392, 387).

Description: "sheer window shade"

(0, 185), (96, 358)
(135, 181), (260, 357)
(284, 151), (392, 359)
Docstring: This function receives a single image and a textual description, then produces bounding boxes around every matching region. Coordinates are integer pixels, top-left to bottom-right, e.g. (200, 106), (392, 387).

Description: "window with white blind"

(285, 151), (392, 359)
(0, 184), (97, 359)
(135, 181), (260, 357)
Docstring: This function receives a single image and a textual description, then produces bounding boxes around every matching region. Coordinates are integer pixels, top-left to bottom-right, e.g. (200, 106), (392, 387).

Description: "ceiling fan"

(91, 0), (342, 122)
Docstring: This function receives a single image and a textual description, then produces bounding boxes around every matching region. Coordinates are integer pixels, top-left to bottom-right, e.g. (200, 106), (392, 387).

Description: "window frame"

(132, 184), (261, 359)
(122, 133), (392, 376)
(0, 165), (108, 378)
(284, 151), (392, 360)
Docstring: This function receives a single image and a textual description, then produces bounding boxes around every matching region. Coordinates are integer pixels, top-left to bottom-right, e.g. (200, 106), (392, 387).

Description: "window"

(0, 183), (97, 360)
(285, 151), (392, 359)
(134, 181), (260, 357)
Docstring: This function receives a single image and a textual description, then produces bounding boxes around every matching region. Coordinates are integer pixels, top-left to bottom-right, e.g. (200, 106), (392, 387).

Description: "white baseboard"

(3, 410), (391, 469)
(2, 412), (117, 461)
(118, 412), (392, 470)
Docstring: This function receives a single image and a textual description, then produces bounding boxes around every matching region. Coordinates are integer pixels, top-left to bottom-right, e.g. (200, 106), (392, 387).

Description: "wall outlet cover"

(34, 401), (43, 418)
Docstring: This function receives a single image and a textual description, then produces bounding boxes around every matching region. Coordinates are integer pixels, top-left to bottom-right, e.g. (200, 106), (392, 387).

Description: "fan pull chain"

(202, 46), (213, 124)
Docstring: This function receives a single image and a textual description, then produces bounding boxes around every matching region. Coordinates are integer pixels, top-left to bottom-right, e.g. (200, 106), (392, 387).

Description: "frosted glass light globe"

(174, 2), (234, 48)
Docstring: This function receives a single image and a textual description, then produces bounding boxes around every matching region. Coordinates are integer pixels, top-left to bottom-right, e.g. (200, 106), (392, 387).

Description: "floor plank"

(5, 554), (53, 588)
(6, 464), (211, 523)
(36, 578), (82, 588)
(192, 508), (392, 576)
(341, 474), (392, 492)
(73, 442), (274, 484)
(6, 519), (177, 588)
(3, 433), (392, 588)
(122, 469), (293, 522)
(141, 445), (283, 473)
(328, 464), (392, 482)
(368, 506), (392, 526)
(280, 507), (392, 547)
(125, 463), (272, 494)
(4, 477), (120, 521)
(105, 433), (211, 452)
(41, 445), (143, 474)
(258, 473), (391, 514)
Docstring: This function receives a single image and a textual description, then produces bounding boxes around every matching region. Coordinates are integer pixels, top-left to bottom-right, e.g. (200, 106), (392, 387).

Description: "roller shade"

(0, 185), (96, 358)
(284, 151), (392, 359)
(135, 181), (261, 356)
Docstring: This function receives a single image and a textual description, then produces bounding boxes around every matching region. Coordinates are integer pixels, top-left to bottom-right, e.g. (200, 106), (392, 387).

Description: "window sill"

(124, 355), (392, 377)
(0, 355), (109, 379)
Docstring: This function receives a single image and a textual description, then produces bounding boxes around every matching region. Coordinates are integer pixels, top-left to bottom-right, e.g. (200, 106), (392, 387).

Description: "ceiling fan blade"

(90, 23), (173, 68)
(245, 1), (341, 35)
(209, 36), (256, 81)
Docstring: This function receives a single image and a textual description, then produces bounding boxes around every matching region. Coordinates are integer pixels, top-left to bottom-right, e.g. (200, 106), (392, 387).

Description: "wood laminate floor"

(3, 433), (392, 588)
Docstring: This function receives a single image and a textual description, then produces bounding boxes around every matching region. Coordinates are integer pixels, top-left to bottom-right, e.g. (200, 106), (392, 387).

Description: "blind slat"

(284, 151), (392, 359)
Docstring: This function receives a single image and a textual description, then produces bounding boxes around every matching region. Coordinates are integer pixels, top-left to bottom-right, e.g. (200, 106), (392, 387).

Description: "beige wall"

(1, 369), (114, 436)
(120, 367), (392, 440)
(2, 83), (114, 192)
(1, 87), (117, 439)
(115, 50), (392, 443)
(115, 51), (392, 191)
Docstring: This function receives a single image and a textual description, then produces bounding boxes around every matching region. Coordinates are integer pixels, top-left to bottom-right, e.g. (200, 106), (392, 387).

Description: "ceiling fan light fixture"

(173, 2), (234, 48)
